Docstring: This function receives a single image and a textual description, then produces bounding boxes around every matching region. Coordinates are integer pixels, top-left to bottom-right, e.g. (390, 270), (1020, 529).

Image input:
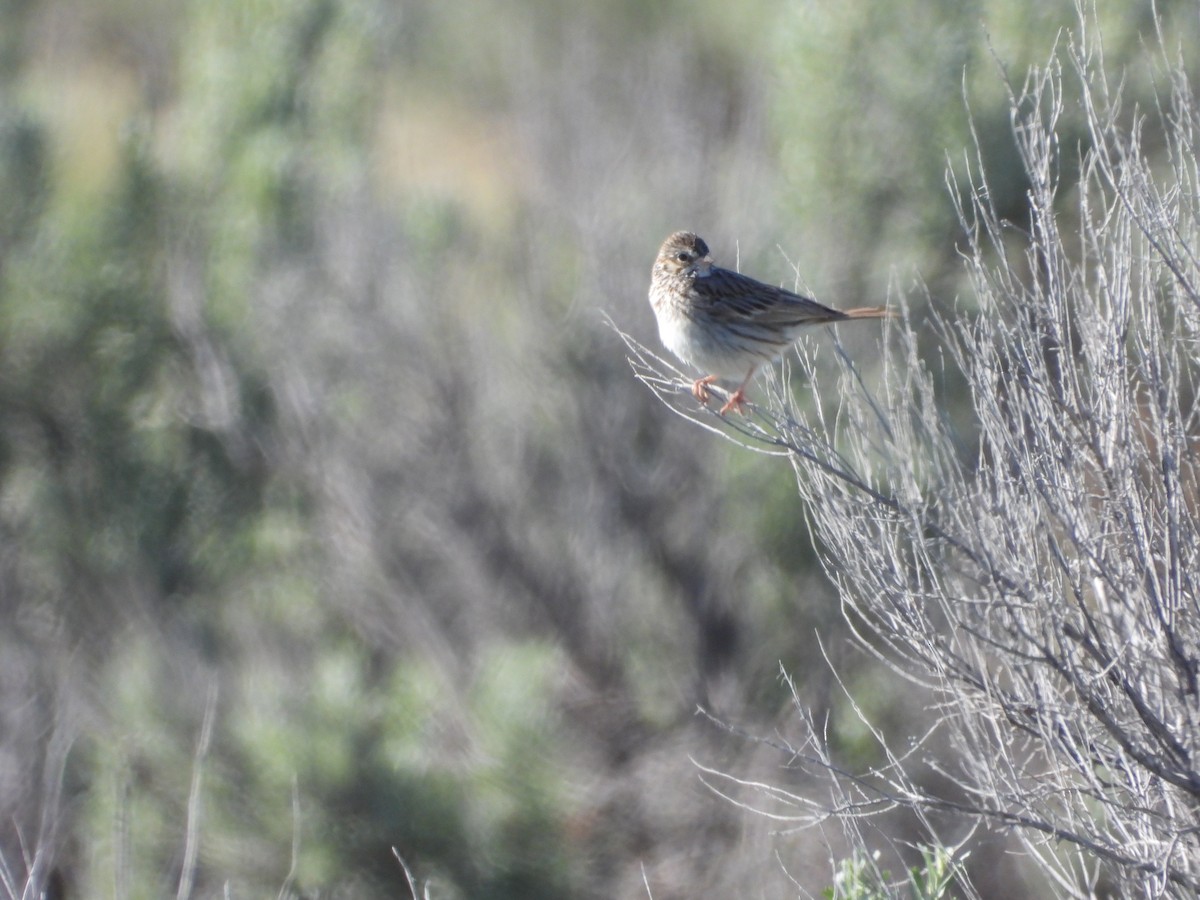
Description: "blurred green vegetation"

(771, 0), (1200, 303)
(0, 0), (1194, 897)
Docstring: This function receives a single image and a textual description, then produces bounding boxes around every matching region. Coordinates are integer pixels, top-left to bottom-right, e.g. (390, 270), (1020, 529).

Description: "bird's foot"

(718, 388), (748, 416)
(691, 375), (719, 405)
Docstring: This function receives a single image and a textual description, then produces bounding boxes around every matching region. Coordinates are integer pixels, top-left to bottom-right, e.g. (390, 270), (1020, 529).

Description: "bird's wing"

(693, 267), (847, 328)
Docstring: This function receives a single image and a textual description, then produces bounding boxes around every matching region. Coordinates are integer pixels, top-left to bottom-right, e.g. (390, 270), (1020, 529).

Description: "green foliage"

(0, 133), (273, 616)
(224, 641), (573, 896)
(0, 110), (47, 250)
(769, 0), (1200, 301)
(825, 845), (961, 900)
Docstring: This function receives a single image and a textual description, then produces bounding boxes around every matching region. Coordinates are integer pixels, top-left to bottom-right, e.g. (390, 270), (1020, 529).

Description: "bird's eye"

(675, 251), (691, 263)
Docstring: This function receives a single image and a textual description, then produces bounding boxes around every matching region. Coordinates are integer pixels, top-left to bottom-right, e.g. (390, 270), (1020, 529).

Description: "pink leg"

(718, 366), (757, 415)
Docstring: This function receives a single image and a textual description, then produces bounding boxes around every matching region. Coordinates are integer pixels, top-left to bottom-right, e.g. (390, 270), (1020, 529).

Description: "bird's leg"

(718, 366), (757, 415)
(691, 374), (719, 405)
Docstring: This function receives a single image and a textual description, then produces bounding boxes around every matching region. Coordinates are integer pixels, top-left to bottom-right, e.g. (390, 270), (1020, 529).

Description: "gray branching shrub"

(623, 18), (1200, 900)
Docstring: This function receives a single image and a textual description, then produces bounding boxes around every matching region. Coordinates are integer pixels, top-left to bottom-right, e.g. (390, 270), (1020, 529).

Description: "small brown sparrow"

(648, 231), (889, 414)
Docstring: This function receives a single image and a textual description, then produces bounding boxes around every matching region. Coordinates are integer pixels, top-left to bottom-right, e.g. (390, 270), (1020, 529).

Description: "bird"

(648, 231), (890, 414)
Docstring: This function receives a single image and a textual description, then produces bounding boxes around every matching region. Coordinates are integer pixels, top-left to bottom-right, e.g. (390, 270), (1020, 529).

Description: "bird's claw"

(691, 375), (718, 405)
(718, 389), (748, 416)
(690, 375), (747, 415)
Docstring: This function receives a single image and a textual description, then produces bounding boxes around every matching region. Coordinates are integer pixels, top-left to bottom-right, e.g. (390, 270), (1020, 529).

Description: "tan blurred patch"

(373, 86), (525, 228)
(23, 58), (139, 199)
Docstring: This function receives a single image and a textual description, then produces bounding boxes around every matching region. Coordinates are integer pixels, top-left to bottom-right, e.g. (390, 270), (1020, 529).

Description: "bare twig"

(177, 681), (219, 900)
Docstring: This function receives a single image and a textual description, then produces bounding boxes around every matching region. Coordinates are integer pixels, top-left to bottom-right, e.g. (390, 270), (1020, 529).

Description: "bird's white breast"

(651, 289), (748, 377)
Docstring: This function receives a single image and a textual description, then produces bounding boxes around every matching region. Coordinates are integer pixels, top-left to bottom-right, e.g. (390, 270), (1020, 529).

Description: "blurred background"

(0, 0), (1195, 896)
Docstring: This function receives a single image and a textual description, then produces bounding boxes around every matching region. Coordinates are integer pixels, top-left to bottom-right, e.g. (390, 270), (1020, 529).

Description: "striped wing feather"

(694, 267), (855, 329)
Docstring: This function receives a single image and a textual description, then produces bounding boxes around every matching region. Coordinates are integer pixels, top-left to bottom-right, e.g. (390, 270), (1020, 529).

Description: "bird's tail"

(841, 306), (894, 319)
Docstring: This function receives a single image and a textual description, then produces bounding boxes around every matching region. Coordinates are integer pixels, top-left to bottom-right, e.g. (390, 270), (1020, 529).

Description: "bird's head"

(655, 231), (713, 278)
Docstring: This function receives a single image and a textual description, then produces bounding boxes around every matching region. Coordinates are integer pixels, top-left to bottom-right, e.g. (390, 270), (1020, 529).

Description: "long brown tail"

(842, 306), (894, 319)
